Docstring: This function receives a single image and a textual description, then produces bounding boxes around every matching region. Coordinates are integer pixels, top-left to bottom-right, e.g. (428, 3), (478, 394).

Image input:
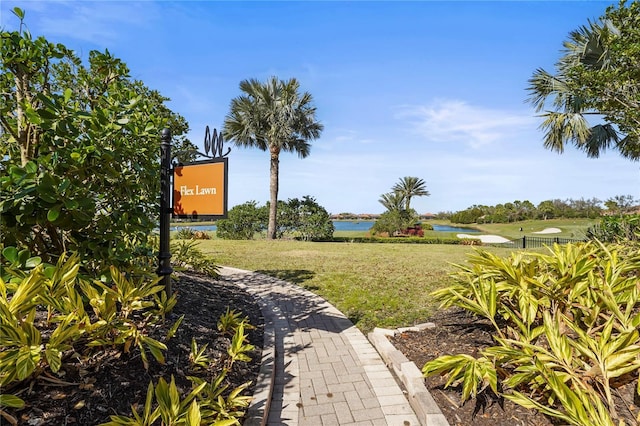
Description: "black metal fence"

(499, 236), (586, 249)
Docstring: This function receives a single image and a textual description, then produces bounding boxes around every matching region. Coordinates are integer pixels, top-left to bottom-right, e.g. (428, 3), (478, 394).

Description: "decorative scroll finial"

(203, 126), (231, 158)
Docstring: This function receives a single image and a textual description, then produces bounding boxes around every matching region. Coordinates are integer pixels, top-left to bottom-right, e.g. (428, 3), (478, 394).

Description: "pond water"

(172, 221), (481, 233)
(333, 221), (375, 231)
(432, 224), (480, 233)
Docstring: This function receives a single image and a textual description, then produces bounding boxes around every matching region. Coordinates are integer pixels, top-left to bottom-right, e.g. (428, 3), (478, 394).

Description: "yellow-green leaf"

(185, 400), (201, 426)
(0, 393), (25, 408)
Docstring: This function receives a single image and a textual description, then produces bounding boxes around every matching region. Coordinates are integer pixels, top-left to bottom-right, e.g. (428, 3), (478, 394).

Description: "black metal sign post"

(157, 128), (174, 295)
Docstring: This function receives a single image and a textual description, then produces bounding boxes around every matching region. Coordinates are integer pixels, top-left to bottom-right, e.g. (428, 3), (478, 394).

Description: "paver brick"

(302, 402), (335, 417)
(332, 401), (354, 424)
(362, 396), (382, 409)
(314, 391), (346, 405)
(377, 394), (411, 406)
(371, 377), (400, 388)
(354, 384), (376, 400)
(351, 407), (385, 422)
(325, 382), (355, 393)
(371, 385), (402, 396)
(381, 403), (417, 415)
(322, 369), (339, 385)
(343, 390), (365, 411)
(320, 413), (339, 425)
(311, 377), (329, 394)
(338, 373), (366, 384)
(340, 354), (358, 367)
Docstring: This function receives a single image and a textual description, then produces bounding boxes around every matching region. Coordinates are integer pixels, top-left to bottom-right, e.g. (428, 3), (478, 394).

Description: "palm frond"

(539, 111), (591, 154)
(223, 76), (321, 156)
(379, 192), (406, 212)
(580, 123), (619, 158)
(526, 69), (568, 113)
(391, 176), (429, 211)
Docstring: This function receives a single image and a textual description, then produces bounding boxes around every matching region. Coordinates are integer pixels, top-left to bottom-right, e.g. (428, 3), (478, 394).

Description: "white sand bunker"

(457, 234), (511, 244)
(533, 227), (561, 234)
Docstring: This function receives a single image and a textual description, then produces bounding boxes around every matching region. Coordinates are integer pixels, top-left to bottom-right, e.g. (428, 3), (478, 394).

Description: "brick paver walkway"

(219, 267), (420, 426)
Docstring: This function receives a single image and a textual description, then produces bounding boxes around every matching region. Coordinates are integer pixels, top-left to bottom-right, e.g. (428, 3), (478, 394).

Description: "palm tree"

(392, 176), (430, 211)
(379, 192), (406, 212)
(223, 77), (323, 239)
(527, 17), (640, 160)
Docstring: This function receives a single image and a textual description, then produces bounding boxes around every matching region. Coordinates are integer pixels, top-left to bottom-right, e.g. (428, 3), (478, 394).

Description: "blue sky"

(2, 1), (639, 214)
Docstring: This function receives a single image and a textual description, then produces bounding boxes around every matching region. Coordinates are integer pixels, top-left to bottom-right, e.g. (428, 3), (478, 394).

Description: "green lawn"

(195, 239), (515, 332)
(423, 218), (596, 240)
(179, 218), (597, 332)
(470, 218), (596, 239)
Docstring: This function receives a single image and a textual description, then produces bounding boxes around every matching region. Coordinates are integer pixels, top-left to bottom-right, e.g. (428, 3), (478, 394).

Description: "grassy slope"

(427, 218), (596, 240)
(471, 218), (596, 239)
(196, 239), (514, 332)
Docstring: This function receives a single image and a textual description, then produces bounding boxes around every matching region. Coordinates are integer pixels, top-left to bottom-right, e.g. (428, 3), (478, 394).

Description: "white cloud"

(396, 99), (537, 149)
(314, 129), (378, 153)
(29, 1), (160, 46)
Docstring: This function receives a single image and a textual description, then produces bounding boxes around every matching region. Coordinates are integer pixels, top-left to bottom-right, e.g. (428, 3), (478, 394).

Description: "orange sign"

(172, 159), (228, 219)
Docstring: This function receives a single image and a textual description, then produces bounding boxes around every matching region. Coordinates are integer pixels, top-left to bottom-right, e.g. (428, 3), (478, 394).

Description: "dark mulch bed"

(390, 307), (640, 426)
(5, 272), (264, 426)
(389, 308), (555, 426)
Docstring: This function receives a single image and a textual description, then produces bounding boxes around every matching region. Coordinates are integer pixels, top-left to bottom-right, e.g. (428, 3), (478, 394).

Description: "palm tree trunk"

(267, 151), (279, 239)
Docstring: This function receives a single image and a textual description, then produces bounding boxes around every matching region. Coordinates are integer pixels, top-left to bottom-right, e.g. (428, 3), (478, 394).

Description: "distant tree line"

(441, 195), (638, 224)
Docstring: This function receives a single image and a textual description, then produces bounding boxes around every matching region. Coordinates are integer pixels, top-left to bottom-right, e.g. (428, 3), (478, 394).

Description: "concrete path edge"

(368, 327), (450, 426)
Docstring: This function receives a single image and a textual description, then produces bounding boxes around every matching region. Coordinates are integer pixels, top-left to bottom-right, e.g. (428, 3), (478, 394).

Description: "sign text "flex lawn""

(179, 185), (217, 196)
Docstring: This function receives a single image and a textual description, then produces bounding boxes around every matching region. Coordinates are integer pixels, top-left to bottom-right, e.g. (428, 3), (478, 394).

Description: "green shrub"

(175, 227), (197, 239)
(100, 376), (207, 426)
(370, 209), (418, 236)
(171, 240), (220, 277)
(0, 253), (177, 390)
(216, 201), (267, 240)
(276, 196), (334, 241)
(218, 196), (334, 240)
(423, 241), (640, 426)
(327, 236), (464, 244)
(0, 15), (191, 274)
(587, 214), (640, 242)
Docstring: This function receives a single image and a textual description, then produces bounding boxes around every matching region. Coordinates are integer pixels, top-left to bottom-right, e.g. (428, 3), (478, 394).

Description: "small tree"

(215, 201), (268, 240)
(0, 9), (189, 271)
(374, 177), (428, 236)
(587, 214), (640, 242)
(537, 200), (557, 220)
(283, 196), (334, 241)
